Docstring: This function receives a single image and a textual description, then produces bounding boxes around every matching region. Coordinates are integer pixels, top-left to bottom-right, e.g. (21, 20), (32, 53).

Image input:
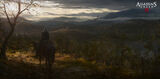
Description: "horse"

(33, 40), (55, 70)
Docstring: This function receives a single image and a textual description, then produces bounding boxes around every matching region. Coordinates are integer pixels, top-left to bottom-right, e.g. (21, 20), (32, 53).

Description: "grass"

(0, 52), (107, 79)
(0, 52), (160, 79)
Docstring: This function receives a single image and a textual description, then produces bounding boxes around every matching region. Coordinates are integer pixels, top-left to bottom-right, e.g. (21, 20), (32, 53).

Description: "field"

(1, 19), (160, 79)
(0, 52), (107, 79)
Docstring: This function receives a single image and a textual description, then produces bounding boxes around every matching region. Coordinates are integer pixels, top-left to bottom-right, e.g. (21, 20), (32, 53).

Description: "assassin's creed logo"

(136, 2), (157, 12)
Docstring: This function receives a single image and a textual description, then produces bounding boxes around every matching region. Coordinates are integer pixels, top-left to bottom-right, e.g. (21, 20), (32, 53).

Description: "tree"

(0, 0), (36, 59)
(0, 19), (2, 44)
(0, 19), (2, 35)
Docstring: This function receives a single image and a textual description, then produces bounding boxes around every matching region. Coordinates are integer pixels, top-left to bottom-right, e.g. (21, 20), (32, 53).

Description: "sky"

(1, 0), (160, 21)
(24, 0), (120, 21)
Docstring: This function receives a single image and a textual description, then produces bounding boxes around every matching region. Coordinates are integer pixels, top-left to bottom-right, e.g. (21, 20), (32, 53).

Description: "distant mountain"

(1, 16), (160, 38)
(48, 17), (85, 22)
(101, 8), (160, 20)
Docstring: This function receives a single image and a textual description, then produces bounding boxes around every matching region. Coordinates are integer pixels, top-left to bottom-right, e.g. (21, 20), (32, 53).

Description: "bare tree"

(0, 19), (2, 42)
(0, 0), (36, 59)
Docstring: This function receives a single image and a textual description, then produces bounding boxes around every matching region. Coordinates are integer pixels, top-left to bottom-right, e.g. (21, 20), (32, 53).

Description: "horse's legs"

(45, 58), (49, 72)
(45, 58), (50, 79)
(46, 58), (53, 79)
(39, 56), (42, 65)
(45, 58), (48, 67)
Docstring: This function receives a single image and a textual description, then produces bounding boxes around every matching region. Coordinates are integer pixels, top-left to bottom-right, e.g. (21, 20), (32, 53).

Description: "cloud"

(23, 0), (160, 21)
(44, 0), (159, 10)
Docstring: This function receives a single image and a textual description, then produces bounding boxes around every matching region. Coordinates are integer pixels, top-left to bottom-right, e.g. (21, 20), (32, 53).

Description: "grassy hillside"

(1, 19), (160, 79)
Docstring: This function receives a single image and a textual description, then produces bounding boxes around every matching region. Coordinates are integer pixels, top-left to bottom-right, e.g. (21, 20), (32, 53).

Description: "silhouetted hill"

(101, 8), (160, 20)
(1, 17), (160, 41)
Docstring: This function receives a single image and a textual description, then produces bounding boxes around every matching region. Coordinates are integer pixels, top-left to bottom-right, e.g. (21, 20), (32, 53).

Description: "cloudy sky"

(25, 0), (122, 21)
(2, 0), (160, 21)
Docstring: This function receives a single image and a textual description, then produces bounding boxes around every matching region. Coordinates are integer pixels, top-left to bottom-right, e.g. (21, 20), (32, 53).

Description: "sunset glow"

(0, 1), (120, 21)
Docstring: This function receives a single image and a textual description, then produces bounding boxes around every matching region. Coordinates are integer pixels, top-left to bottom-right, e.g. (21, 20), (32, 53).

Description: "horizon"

(1, 0), (160, 21)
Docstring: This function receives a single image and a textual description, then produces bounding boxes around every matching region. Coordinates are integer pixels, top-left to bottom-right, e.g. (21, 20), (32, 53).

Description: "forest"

(1, 18), (160, 79)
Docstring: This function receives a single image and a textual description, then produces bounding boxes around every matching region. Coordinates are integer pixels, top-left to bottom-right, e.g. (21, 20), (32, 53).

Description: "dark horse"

(35, 40), (55, 68)
(33, 27), (56, 78)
